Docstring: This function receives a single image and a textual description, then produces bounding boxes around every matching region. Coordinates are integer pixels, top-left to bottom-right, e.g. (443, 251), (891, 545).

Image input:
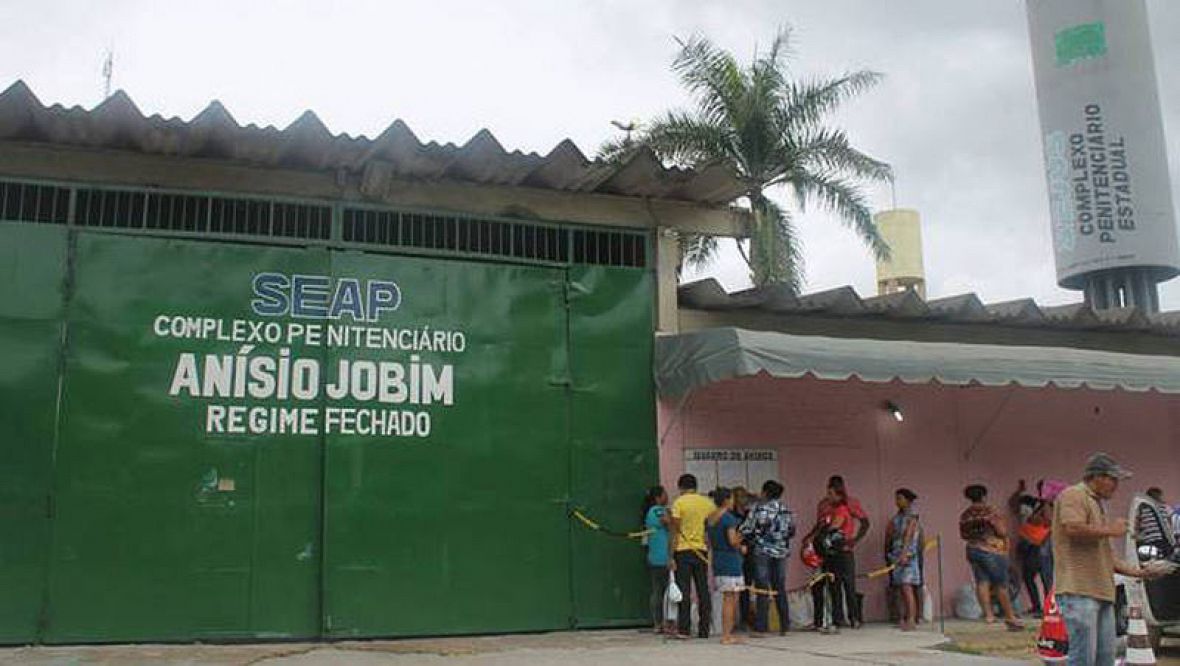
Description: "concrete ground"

(5, 622), (1178, 665)
(942, 617), (1180, 665)
(0, 625), (1021, 666)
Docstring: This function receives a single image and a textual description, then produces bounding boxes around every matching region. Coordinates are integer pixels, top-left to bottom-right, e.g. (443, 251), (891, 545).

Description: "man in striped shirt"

(1138, 488), (1173, 555)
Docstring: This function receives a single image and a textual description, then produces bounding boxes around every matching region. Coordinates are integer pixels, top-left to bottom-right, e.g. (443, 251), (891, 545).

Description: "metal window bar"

(0, 182), (69, 224)
(62, 189), (328, 240)
(210, 198), (224, 234)
(0, 179), (647, 267)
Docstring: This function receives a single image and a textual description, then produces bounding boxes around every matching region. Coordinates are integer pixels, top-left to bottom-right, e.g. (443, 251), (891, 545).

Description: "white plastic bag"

(664, 592), (678, 622)
(954, 583), (982, 620)
(667, 571), (683, 603)
(788, 589), (814, 628)
(665, 571), (682, 622)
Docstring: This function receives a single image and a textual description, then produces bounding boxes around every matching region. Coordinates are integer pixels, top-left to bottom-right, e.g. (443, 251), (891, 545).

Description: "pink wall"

(658, 374), (1180, 621)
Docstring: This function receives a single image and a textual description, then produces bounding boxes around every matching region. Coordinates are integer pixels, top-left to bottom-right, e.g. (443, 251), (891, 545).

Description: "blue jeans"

(752, 553), (789, 632)
(967, 547), (1010, 586)
(1057, 594), (1115, 666)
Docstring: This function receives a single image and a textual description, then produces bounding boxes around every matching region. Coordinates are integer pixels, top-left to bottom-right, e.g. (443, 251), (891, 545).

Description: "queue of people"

(642, 450), (1175, 658)
(952, 453), (1177, 666)
(642, 473), (890, 643)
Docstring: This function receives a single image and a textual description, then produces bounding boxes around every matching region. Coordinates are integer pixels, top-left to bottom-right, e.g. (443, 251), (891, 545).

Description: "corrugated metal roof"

(655, 327), (1180, 397)
(0, 81), (747, 205)
(679, 278), (1180, 336)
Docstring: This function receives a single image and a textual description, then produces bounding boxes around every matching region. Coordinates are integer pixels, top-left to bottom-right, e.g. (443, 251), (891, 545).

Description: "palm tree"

(601, 28), (892, 290)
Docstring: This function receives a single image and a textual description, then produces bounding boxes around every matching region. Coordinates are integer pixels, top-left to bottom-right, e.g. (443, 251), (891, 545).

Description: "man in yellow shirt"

(670, 473), (716, 638)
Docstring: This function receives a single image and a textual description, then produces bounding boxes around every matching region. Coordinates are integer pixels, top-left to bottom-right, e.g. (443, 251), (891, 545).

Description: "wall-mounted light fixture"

(885, 400), (904, 422)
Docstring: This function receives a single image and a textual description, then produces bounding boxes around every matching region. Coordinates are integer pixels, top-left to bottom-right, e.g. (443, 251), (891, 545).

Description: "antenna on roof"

(101, 48), (114, 100)
(610, 119), (639, 144)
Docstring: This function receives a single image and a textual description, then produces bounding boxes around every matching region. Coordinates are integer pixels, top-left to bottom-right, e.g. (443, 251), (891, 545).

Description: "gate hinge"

(36, 598), (51, 634)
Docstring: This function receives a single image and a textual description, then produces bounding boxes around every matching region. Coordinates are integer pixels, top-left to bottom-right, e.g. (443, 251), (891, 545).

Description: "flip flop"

(720, 637), (745, 645)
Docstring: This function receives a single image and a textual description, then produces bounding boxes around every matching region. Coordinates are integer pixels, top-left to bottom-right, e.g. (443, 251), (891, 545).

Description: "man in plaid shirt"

(741, 480), (796, 634)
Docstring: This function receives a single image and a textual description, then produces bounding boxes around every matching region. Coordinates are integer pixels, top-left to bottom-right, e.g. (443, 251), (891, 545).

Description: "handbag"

(800, 540), (822, 569)
(1036, 586), (1068, 663)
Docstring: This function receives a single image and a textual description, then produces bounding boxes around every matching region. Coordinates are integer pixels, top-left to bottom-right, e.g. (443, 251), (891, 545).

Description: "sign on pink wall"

(684, 448), (779, 492)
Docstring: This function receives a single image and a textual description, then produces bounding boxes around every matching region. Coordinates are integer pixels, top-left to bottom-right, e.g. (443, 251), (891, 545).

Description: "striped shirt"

(1136, 502), (1169, 548)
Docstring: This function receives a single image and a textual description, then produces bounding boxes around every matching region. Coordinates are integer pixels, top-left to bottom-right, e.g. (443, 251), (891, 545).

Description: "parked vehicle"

(1117, 493), (1180, 650)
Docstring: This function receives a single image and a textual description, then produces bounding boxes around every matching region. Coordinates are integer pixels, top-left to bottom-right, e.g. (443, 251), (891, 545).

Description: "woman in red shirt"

(815, 486), (860, 633)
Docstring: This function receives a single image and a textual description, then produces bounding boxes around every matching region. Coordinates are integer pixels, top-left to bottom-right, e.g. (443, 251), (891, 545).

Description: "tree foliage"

(600, 28), (892, 290)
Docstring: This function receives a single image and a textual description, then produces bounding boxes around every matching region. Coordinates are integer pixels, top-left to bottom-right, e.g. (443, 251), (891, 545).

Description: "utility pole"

(101, 49), (114, 99)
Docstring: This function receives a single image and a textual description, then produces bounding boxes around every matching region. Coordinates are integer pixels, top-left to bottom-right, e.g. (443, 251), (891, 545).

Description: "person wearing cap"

(1053, 453), (1164, 666)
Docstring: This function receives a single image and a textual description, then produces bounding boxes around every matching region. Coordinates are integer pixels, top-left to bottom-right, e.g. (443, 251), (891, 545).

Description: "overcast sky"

(2, 0), (1179, 310)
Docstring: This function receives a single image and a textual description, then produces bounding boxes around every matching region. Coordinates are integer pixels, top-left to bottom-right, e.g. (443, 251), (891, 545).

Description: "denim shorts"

(966, 547), (1009, 585)
(714, 575), (745, 593)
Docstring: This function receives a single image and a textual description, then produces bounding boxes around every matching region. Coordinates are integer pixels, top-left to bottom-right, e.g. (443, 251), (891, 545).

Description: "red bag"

(1036, 587), (1069, 663)
(800, 540), (822, 569)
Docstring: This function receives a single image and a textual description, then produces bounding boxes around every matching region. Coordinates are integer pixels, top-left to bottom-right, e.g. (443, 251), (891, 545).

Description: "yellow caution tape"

(808, 572), (835, 589)
(572, 509), (600, 530)
(863, 536), (941, 579)
(571, 512), (945, 591)
(570, 508), (651, 541)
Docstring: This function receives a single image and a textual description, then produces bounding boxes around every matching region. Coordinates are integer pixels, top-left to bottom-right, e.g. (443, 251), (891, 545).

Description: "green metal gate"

(0, 224), (65, 643)
(0, 182), (655, 643)
(320, 253), (573, 637)
(46, 235), (325, 642)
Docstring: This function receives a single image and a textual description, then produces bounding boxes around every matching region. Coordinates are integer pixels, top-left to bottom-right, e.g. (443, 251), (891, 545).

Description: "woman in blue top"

(642, 485), (673, 634)
(708, 487), (747, 645)
(884, 488), (922, 631)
